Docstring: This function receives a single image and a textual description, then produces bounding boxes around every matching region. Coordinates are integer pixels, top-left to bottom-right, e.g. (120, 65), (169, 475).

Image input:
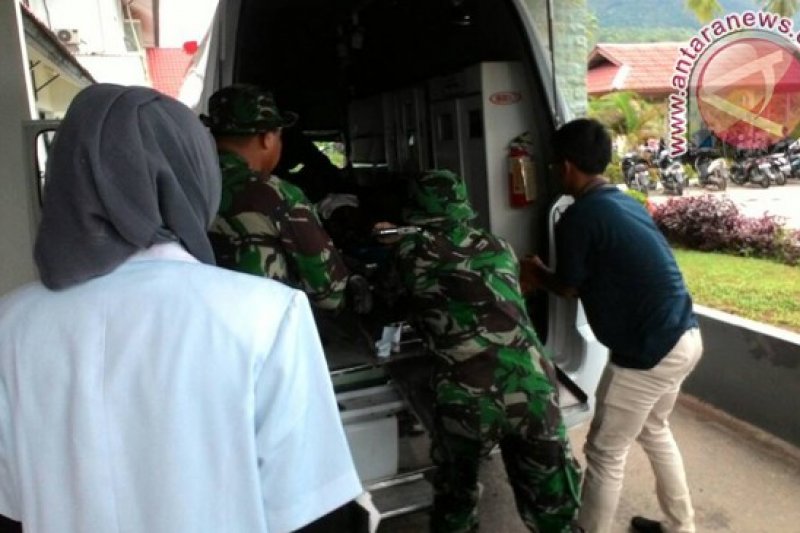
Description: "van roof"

(234, 0), (532, 130)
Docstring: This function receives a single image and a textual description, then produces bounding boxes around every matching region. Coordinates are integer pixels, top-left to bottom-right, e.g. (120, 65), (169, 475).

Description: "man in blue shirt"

(521, 119), (702, 533)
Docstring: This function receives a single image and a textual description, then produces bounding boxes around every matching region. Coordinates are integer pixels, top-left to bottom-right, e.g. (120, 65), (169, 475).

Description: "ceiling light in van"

(450, 0), (472, 26)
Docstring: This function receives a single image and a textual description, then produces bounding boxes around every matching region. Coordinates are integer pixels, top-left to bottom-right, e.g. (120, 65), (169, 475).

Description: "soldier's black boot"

(630, 516), (664, 532)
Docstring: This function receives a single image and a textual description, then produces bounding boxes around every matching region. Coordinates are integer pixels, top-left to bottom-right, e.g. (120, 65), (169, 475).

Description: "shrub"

(778, 228), (800, 265)
(604, 153), (624, 184)
(682, 163), (697, 184)
(624, 188), (655, 214)
(652, 195), (800, 265)
(624, 188), (648, 205)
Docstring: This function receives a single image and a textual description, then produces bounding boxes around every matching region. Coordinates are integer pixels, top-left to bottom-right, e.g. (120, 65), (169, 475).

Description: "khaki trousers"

(577, 328), (703, 533)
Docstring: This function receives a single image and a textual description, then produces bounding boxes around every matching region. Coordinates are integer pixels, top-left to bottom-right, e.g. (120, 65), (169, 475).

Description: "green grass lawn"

(674, 249), (800, 333)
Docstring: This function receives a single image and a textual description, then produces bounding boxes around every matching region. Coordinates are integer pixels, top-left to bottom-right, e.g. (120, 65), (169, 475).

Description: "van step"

(368, 471), (434, 519)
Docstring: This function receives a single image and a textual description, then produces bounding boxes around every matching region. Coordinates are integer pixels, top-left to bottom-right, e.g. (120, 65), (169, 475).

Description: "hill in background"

(588, 0), (795, 43)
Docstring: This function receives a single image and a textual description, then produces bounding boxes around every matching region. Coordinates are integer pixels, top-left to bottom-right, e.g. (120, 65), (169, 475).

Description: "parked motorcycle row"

(728, 139), (799, 189)
(621, 148), (689, 196)
(619, 139), (800, 195)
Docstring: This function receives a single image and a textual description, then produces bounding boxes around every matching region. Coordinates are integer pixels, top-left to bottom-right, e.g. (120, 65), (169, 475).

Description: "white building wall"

(27, 0), (127, 54)
(77, 54), (149, 85)
(26, 0), (148, 85)
(27, 47), (86, 118)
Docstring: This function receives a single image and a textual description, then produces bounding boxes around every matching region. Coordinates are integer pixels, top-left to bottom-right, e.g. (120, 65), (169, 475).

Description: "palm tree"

(759, 0), (799, 17)
(588, 91), (666, 148)
(684, 0), (723, 23)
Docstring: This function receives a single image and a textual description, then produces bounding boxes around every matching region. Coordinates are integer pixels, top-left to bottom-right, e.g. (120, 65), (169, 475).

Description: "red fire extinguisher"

(508, 133), (536, 207)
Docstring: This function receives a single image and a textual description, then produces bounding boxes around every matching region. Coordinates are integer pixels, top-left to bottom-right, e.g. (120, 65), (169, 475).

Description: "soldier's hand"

(519, 255), (546, 295)
(371, 222), (402, 245)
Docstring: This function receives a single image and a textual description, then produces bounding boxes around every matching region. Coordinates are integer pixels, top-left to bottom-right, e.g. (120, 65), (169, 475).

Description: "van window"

(438, 113), (455, 142)
(313, 141), (347, 169)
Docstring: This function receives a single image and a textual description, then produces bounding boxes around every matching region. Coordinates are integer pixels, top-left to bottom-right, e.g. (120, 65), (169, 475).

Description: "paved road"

(649, 181), (800, 229)
(381, 395), (800, 532)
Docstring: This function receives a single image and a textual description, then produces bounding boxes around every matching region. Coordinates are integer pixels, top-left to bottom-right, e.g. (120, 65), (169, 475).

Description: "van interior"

(232, 0), (562, 331)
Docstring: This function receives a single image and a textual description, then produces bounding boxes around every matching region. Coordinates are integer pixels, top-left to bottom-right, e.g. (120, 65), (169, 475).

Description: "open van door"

(184, 0), (607, 516)
(546, 195), (608, 419)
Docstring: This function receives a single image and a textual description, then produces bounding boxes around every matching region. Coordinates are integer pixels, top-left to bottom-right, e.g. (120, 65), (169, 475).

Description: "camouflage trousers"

(429, 350), (582, 533)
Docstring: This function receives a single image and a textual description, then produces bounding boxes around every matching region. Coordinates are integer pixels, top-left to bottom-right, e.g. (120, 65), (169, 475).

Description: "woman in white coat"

(0, 84), (363, 533)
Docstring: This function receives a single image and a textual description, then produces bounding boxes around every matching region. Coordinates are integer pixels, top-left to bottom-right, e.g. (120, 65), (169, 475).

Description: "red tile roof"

(587, 42), (686, 97)
(588, 41), (800, 97)
(146, 48), (194, 98)
(587, 63), (619, 95)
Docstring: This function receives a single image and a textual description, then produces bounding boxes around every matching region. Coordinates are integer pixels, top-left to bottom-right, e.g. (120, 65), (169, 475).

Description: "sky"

(159, 0), (219, 48)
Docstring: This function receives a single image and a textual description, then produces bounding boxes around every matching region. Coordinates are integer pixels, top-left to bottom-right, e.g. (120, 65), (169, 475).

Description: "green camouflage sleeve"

(394, 234), (423, 293)
(274, 179), (349, 311)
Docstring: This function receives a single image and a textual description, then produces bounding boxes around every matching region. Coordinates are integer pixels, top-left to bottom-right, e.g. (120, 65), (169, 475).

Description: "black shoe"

(630, 516), (663, 533)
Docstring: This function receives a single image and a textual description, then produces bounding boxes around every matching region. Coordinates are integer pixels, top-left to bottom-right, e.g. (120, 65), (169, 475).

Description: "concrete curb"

(682, 306), (800, 448)
(678, 394), (800, 468)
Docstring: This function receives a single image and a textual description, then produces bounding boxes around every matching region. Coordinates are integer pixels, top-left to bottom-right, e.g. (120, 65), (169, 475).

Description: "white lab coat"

(0, 243), (362, 532)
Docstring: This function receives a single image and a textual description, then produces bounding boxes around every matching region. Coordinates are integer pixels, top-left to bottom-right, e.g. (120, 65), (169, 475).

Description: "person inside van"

(0, 84), (363, 532)
(521, 118), (702, 533)
(375, 169), (582, 533)
(201, 84), (369, 313)
(273, 126), (355, 203)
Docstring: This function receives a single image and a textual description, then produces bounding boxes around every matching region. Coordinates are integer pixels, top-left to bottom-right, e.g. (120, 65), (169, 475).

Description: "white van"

(182, 0), (607, 515)
(6, 0), (607, 518)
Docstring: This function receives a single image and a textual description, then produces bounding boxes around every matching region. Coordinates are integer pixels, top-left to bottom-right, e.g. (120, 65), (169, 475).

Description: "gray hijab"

(34, 84), (221, 290)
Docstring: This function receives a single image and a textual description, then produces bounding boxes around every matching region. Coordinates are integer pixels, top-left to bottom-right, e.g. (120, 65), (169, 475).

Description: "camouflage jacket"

(395, 223), (546, 370)
(209, 151), (348, 311)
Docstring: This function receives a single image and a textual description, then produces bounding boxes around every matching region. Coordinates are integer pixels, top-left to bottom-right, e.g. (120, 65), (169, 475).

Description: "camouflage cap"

(200, 84), (298, 135)
(404, 169), (477, 225)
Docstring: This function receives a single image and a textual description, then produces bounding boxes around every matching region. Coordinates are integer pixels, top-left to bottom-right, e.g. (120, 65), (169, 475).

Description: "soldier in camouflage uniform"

(388, 170), (582, 533)
(200, 84), (349, 311)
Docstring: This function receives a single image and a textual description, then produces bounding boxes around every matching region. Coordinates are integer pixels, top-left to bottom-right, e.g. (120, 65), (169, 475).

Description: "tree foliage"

(587, 91), (667, 146)
(759, 0), (799, 16)
(684, 0), (724, 22)
(593, 27), (696, 47)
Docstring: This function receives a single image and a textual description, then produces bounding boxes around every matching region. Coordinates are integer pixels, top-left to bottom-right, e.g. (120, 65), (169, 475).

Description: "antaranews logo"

(669, 10), (800, 157)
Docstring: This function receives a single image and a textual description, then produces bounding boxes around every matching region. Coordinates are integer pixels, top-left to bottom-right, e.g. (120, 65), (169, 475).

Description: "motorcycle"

(692, 147), (728, 190)
(767, 151), (789, 185)
(730, 151), (773, 188)
(656, 149), (686, 195)
(620, 152), (651, 194)
(784, 139), (800, 179)
(766, 137), (796, 184)
(705, 158), (730, 190)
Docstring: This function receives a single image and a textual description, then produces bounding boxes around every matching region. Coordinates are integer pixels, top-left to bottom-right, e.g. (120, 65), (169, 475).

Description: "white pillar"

(527, 0), (589, 117)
